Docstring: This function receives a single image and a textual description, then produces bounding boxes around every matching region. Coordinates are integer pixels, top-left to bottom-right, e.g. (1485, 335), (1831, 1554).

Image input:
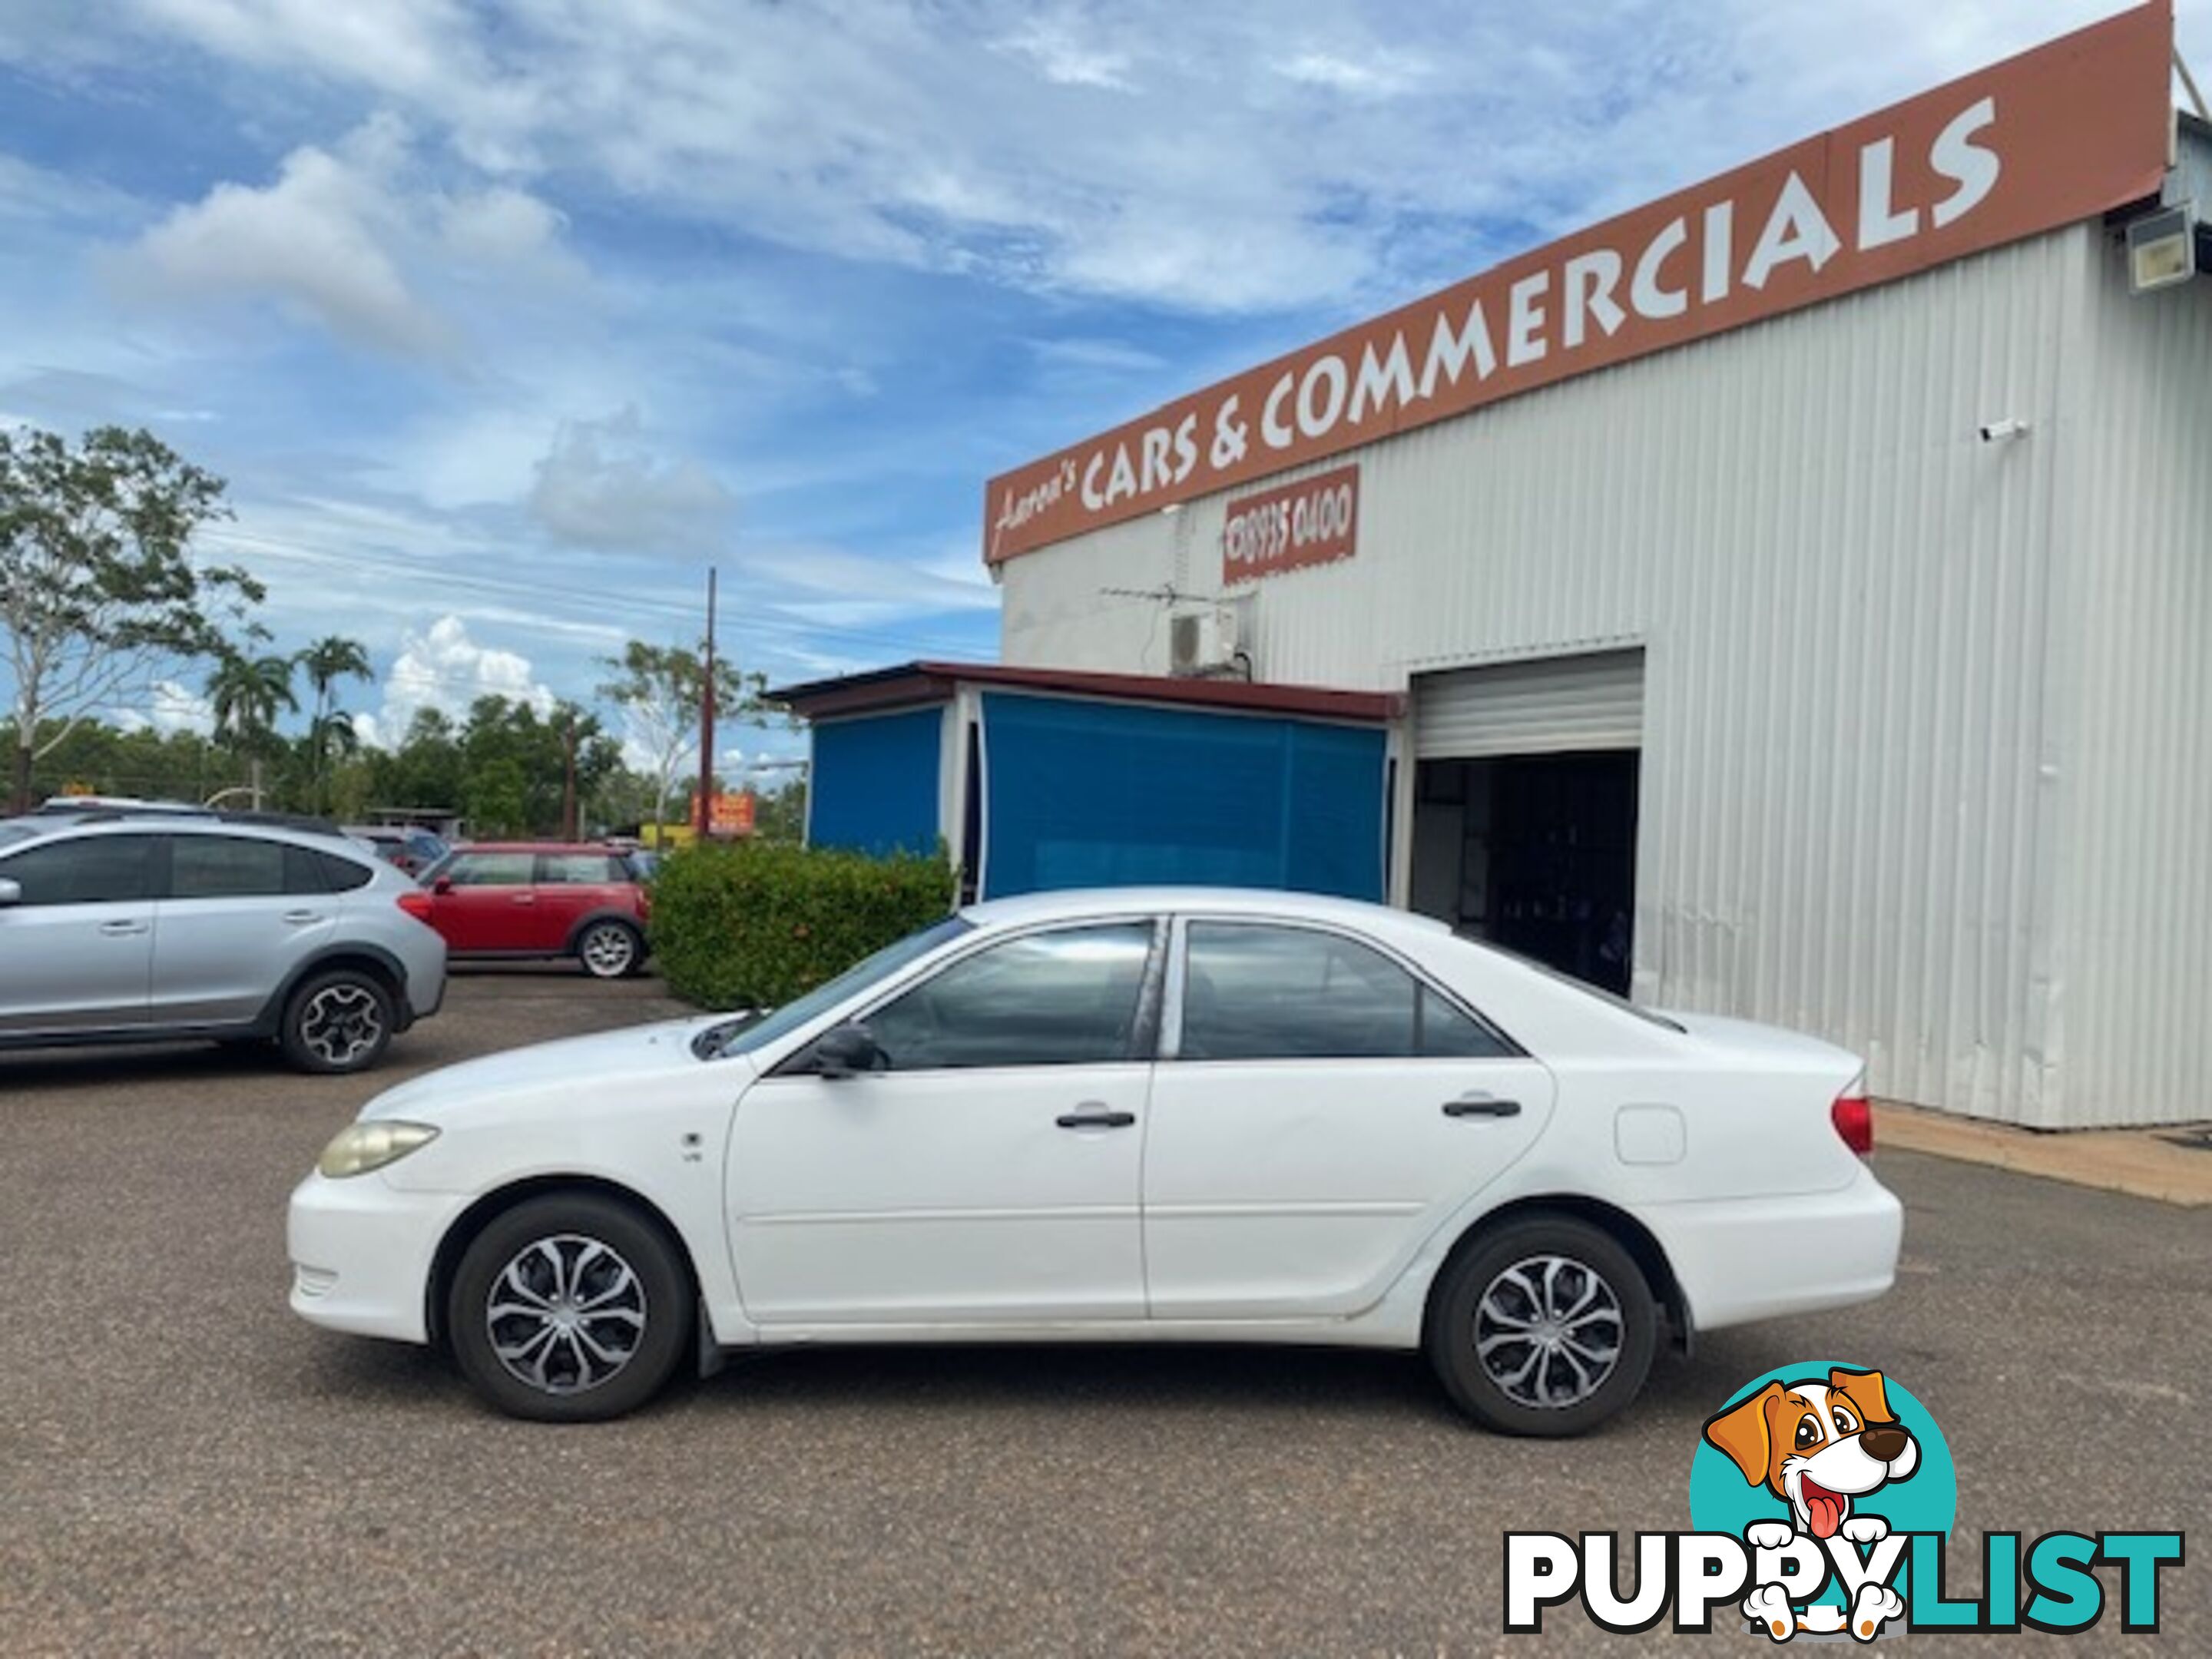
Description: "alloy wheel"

(1473, 1253), (1624, 1409)
(299, 983), (386, 1068)
(580, 924), (637, 978)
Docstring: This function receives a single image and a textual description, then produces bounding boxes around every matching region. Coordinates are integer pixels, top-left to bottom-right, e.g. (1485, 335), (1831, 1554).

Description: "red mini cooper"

(417, 842), (652, 979)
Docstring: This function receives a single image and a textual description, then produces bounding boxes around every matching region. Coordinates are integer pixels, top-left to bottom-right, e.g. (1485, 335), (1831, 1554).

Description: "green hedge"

(647, 840), (958, 1010)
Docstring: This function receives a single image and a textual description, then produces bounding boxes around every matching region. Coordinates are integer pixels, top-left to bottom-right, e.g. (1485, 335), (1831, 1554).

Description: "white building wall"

(1000, 227), (2121, 1124)
(2048, 222), (2212, 1128)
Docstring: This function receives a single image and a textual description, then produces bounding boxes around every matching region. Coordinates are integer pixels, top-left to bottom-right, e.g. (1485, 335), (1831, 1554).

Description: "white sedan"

(289, 887), (1900, 1431)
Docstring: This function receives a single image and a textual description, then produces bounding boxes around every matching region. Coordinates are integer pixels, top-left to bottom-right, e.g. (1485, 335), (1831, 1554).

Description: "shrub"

(647, 839), (957, 1010)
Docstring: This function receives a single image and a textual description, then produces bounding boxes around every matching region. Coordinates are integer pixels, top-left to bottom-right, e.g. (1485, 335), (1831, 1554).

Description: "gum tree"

(1, 425), (259, 811)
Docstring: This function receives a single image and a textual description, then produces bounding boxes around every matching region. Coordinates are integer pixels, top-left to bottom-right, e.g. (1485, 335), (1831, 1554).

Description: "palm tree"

(206, 651), (299, 810)
(295, 635), (373, 812)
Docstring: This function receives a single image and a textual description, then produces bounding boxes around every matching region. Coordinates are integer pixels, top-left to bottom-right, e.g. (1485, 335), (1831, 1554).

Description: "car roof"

(959, 886), (1452, 935)
(453, 841), (628, 855)
(0, 813), (377, 858)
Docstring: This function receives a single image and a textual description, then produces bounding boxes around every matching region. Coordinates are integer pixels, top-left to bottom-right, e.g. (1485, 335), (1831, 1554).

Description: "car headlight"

(317, 1120), (440, 1179)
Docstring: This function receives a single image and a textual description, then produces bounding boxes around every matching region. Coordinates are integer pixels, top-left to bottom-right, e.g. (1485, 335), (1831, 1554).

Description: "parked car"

(344, 824), (451, 878)
(416, 843), (651, 979)
(0, 810), (446, 1074)
(288, 886), (1899, 1426)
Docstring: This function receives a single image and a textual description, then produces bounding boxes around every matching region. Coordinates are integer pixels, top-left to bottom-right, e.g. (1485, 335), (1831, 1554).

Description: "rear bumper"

(287, 1171), (468, 1343)
(1644, 1164), (1902, 1333)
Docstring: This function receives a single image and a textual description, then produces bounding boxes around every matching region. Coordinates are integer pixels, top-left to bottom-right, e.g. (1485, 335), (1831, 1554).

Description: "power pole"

(697, 567), (718, 839)
(560, 719), (578, 843)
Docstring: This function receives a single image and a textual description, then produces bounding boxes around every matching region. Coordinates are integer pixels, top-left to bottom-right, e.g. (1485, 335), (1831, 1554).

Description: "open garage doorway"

(1406, 649), (1645, 993)
(1410, 751), (1640, 993)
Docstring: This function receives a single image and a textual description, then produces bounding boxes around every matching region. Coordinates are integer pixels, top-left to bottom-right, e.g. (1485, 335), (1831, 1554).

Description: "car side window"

(1179, 922), (1512, 1061)
(0, 834), (160, 906)
(538, 853), (620, 885)
(170, 835), (289, 899)
(860, 922), (1155, 1071)
(447, 852), (535, 886)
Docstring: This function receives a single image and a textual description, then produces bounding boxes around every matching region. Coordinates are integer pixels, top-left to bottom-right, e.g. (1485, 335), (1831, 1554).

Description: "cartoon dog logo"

(1702, 1367), (1920, 1641)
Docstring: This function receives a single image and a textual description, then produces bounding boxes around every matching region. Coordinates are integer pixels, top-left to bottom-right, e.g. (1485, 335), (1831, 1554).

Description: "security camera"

(1979, 418), (2030, 442)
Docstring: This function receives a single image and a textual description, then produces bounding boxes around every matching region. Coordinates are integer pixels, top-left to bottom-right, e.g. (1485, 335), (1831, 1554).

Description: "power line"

(202, 529), (995, 662)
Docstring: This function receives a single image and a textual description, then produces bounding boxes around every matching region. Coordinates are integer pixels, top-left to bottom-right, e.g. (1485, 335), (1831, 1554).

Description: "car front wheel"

(575, 919), (643, 979)
(1426, 1214), (1657, 1436)
(447, 1194), (692, 1422)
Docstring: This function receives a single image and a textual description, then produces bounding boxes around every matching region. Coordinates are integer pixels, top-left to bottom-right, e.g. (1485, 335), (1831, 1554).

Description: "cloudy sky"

(2, 1), (2205, 767)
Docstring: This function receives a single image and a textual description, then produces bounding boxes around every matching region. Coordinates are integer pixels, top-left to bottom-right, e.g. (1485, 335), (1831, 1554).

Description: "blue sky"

(2, 0), (2204, 775)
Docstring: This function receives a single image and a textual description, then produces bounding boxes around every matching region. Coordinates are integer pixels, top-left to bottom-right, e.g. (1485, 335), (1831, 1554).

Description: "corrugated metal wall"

(2049, 222), (2212, 1128)
(1002, 226), (2142, 1124)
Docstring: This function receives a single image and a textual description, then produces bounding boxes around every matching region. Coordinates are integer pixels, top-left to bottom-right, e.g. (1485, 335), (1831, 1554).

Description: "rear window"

(1465, 934), (1687, 1033)
(539, 853), (625, 885)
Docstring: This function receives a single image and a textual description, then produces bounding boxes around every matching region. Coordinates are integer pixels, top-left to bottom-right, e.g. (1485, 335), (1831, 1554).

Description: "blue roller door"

(808, 707), (943, 857)
(979, 693), (1386, 901)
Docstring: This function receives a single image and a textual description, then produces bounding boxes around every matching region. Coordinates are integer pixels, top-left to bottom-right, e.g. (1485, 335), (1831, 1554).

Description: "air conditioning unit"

(1169, 607), (1240, 677)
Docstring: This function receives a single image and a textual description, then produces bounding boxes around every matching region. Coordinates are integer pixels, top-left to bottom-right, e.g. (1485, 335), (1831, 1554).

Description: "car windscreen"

(0, 823), (37, 851)
(694, 913), (973, 1059)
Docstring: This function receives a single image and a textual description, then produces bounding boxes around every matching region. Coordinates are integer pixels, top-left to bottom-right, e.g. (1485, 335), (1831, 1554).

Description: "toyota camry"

(288, 887), (1900, 1432)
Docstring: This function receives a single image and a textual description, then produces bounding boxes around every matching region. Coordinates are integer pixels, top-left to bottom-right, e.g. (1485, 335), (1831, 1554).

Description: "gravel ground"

(2, 967), (2205, 1656)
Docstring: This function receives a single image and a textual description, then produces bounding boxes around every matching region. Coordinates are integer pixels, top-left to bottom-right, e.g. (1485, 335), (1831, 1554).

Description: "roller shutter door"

(1412, 649), (1644, 759)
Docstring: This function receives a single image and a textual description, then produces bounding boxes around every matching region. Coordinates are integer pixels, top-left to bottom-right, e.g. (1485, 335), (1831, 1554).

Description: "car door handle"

(1055, 1108), (1137, 1129)
(512, 894), (537, 905)
(98, 919), (149, 937)
(1442, 1096), (1522, 1118)
(282, 909), (324, 925)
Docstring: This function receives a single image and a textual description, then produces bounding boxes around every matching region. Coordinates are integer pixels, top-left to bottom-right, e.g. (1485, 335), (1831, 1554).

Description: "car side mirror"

(0, 877), (18, 908)
(813, 1022), (881, 1079)
(432, 876), (454, 895)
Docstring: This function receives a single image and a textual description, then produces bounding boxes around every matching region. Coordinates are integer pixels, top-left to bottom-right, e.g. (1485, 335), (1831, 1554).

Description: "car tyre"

(1426, 1214), (1657, 1437)
(576, 919), (644, 980)
(447, 1194), (692, 1423)
(279, 969), (396, 1075)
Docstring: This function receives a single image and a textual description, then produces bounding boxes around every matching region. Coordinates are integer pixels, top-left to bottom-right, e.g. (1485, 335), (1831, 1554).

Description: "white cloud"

(111, 114), (574, 360)
(121, 115), (447, 356)
(109, 679), (215, 737)
(526, 406), (735, 552)
(366, 613), (555, 747)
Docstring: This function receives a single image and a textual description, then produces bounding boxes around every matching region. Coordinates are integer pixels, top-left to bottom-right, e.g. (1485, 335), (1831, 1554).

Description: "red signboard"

(696, 791), (756, 836)
(983, 3), (2174, 564)
(1222, 464), (1359, 587)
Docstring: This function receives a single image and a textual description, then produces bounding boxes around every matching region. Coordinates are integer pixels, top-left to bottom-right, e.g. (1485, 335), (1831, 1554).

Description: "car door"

(429, 849), (538, 952)
(0, 832), (161, 1036)
(727, 917), (1161, 1325)
(1141, 917), (1556, 1320)
(150, 834), (343, 1027)
(533, 851), (616, 952)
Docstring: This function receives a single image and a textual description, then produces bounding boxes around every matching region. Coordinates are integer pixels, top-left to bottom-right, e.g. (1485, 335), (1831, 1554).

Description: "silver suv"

(0, 810), (447, 1074)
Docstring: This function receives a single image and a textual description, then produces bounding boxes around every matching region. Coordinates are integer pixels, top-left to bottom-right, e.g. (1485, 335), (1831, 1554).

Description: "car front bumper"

(1645, 1163), (1904, 1333)
(287, 1171), (469, 1344)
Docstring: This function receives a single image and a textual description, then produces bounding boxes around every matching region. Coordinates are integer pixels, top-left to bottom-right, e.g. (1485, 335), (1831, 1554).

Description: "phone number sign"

(1221, 464), (1359, 588)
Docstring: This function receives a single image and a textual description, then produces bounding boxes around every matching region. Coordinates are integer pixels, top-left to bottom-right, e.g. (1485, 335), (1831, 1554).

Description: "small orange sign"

(705, 792), (756, 837)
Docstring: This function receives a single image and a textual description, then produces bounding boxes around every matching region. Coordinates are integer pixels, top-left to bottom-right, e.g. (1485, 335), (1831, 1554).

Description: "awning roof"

(767, 661), (1402, 724)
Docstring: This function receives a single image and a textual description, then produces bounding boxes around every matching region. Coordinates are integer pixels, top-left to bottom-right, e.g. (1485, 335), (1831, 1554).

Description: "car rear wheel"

(576, 919), (643, 979)
(279, 969), (395, 1075)
(448, 1194), (692, 1422)
(1426, 1214), (1657, 1436)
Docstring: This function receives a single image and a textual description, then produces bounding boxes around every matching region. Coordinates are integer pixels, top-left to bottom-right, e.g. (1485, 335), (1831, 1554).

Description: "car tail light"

(1831, 1088), (1874, 1156)
(396, 889), (435, 923)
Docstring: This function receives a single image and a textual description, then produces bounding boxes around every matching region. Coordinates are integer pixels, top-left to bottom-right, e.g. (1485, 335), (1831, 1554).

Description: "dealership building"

(789, 7), (2209, 1130)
